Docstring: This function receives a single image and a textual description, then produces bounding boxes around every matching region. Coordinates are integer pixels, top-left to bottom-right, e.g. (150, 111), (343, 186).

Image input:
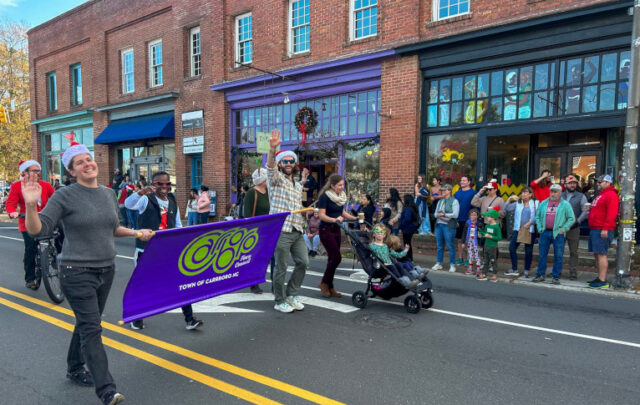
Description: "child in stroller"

(369, 224), (426, 288)
(386, 234), (429, 281)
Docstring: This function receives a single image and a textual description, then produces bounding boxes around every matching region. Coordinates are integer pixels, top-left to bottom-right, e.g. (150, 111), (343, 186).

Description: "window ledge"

(184, 75), (202, 83)
(282, 51), (311, 62)
(230, 64), (252, 73)
(427, 12), (473, 28)
(343, 34), (379, 48)
(146, 85), (164, 92)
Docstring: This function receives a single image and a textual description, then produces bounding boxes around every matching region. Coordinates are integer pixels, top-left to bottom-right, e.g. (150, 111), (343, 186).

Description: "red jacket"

(588, 186), (619, 231)
(5, 180), (56, 232)
(530, 180), (550, 202)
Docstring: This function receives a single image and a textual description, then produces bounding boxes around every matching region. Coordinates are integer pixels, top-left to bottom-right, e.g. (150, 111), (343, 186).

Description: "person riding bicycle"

(22, 141), (154, 405)
(5, 160), (55, 289)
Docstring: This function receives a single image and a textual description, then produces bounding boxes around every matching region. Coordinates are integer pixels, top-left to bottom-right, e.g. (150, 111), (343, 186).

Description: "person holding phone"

(530, 170), (553, 202)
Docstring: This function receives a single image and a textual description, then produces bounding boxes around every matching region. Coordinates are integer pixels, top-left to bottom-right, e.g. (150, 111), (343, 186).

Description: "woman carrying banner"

(22, 141), (154, 405)
(125, 171), (203, 331)
(317, 174), (357, 298)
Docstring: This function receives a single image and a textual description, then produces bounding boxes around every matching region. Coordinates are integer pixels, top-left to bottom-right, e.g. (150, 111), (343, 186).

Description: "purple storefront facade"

(211, 50), (395, 204)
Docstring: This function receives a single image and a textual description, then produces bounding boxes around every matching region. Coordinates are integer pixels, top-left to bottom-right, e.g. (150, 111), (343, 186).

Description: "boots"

(329, 287), (342, 298)
(569, 270), (578, 281)
(318, 282), (331, 297)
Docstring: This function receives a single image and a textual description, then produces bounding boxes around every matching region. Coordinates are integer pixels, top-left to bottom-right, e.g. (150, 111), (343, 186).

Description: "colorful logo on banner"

(179, 227), (259, 276)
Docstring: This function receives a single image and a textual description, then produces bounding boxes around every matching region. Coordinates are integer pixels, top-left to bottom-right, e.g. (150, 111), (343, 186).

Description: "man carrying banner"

(267, 129), (308, 313)
(125, 171), (203, 330)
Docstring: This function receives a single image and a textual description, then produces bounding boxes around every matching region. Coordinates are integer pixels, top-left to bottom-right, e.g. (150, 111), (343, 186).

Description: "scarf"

(325, 190), (347, 207)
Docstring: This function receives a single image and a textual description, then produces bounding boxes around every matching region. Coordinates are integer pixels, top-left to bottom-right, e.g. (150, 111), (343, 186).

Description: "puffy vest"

(135, 193), (177, 249)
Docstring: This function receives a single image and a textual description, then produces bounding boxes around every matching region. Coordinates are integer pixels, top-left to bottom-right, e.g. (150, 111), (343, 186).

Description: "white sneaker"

(274, 302), (294, 313)
(431, 263), (443, 271)
(505, 270), (519, 276)
(448, 265), (456, 273)
(286, 296), (304, 311)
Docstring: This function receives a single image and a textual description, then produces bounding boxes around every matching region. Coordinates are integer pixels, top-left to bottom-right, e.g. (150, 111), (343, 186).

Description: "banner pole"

(290, 207), (314, 215)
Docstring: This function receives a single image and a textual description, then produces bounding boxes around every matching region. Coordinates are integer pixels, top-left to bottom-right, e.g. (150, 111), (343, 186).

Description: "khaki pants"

(273, 230), (308, 304)
(565, 226), (580, 275)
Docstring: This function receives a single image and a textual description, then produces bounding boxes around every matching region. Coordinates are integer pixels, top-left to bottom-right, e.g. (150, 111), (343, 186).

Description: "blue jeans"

(126, 209), (137, 229)
(198, 212), (209, 224)
(119, 207), (129, 227)
(435, 223), (456, 265)
(509, 230), (533, 270)
(536, 230), (565, 278)
(187, 212), (199, 226)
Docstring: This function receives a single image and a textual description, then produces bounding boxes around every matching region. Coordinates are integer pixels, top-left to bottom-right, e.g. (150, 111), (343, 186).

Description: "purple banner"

(122, 213), (288, 323)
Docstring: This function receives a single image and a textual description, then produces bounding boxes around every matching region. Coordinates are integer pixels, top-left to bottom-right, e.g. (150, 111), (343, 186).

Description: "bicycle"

(19, 214), (65, 304)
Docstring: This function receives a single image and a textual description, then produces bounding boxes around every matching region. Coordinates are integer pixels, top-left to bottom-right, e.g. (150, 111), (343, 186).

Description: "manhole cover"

(350, 271), (369, 281)
(353, 313), (412, 329)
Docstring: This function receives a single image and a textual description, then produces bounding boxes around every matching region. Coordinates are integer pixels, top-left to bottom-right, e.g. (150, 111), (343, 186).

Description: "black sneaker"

(25, 281), (37, 290)
(586, 277), (600, 284)
(551, 277), (560, 285)
(250, 284), (263, 294)
(130, 320), (145, 330)
(186, 318), (203, 330)
(102, 391), (125, 405)
(532, 275), (545, 283)
(66, 369), (94, 387)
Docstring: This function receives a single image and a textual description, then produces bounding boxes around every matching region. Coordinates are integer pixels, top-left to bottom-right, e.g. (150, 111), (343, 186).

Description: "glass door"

(568, 151), (600, 200)
(536, 152), (564, 183)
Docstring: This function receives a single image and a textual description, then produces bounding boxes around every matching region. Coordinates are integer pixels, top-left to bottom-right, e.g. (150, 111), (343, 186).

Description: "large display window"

(426, 132), (477, 185)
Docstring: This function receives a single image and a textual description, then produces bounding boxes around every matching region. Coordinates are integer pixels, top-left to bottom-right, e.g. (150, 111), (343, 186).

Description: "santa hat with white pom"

(61, 141), (92, 170)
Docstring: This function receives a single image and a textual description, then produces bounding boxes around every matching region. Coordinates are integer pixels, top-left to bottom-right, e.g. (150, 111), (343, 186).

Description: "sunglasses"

(372, 229), (386, 234)
(280, 159), (296, 165)
(153, 181), (172, 186)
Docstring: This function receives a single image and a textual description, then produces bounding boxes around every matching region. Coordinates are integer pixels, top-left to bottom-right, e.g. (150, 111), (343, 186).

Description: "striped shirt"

(267, 166), (305, 232)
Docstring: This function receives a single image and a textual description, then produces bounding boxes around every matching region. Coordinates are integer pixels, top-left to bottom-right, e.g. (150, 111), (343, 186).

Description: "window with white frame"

(289, 0), (310, 54)
(351, 0), (378, 41)
(121, 48), (134, 94)
(434, 0), (470, 21)
(148, 39), (163, 87)
(235, 13), (253, 65)
(190, 26), (201, 76)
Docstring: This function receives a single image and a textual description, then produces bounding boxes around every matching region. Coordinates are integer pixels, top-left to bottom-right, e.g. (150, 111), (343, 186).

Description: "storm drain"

(353, 313), (412, 329)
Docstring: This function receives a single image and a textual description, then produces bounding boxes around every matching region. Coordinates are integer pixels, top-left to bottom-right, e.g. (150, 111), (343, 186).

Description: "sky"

(0, 0), (89, 28)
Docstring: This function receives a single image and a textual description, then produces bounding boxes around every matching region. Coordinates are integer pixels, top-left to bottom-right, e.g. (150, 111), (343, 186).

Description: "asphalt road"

(0, 222), (639, 405)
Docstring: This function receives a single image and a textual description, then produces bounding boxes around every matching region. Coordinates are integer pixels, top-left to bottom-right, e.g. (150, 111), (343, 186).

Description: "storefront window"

(345, 146), (380, 203)
(487, 135), (529, 193)
(235, 152), (261, 190)
(426, 49), (629, 128)
(42, 127), (94, 183)
(426, 132), (477, 184)
(233, 89), (381, 147)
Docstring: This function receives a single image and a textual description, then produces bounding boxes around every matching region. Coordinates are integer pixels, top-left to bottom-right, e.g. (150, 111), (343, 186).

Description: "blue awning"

(94, 112), (174, 144)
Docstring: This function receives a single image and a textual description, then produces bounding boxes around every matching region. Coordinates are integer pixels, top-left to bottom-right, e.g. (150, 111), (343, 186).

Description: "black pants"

(402, 231), (415, 261)
(21, 231), (37, 283)
(61, 264), (116, 399)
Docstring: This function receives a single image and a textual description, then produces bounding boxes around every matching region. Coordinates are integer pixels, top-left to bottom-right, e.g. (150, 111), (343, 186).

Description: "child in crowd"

(461, 208), (482, 277)
(380, 207), (393, 233)
(387, 234), (429, 281)
(369, 224), (420, 288)
(478, 207), (502, 281)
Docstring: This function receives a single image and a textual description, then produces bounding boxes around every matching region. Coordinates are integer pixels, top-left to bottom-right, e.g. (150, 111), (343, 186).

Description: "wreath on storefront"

(294, 106), (318, 146)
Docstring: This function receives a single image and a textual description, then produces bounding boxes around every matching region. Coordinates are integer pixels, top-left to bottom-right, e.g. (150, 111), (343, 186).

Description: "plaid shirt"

(267, 165), (305, 233)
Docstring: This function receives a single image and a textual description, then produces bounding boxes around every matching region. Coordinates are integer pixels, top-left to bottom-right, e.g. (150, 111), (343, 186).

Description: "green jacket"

(535, 198), (575, 238)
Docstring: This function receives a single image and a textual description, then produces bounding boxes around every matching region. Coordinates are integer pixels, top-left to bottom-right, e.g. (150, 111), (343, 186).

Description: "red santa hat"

(275, 149), (298, 164)
(18, 160), (41, 174)
(485, 179), (499, 190)
(61, 141), (92, 170)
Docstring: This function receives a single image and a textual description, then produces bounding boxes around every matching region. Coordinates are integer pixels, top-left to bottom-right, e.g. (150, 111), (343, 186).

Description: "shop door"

(535, 150), (601, 187)
(132, 160), (161, 184)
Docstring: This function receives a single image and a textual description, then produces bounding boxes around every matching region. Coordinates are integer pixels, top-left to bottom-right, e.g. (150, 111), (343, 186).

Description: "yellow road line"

(0, 286), (345, 405)
(0, 296), (280, 405)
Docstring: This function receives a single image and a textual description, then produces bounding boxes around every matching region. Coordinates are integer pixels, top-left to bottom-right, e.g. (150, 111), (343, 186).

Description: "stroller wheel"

(404, 295), (421, 314)
(352, 291), (368, 309)
(420, 290), (434, 309)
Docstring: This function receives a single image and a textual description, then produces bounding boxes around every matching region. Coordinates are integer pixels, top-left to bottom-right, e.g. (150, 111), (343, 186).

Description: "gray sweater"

(37, 183), (120, 267)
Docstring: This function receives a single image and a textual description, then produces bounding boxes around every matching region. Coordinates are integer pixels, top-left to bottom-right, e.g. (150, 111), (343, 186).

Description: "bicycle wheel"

(39, 244), (65, 304)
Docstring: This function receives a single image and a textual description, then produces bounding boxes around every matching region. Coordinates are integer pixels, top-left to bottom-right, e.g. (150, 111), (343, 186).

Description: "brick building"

(28, 0), (634, 217)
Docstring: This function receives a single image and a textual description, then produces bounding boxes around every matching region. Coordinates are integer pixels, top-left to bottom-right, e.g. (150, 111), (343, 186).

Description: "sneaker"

(250, 284), (263, 294)
(524, 270), (530, 279)
(464, 260), (470, 266)
(286, 296), (305, 311)
(551, 277), (560, 285)
(489, 275), (498, 282)
(274, 301), (294, 313)
(102, 391), (125, 405)
(569, 271), (578, 281)
(476, 273), (487, 281)
(465, 267), (473, 275)
(586, 277), (600, 284)
(455, 258), (464, 265)
(66, 370), (94, 387)
(588, 279), (610, 289)
(186, 318), (203, 330)
(130, 320), (145, 330)
(532, 275), (545, 283)
(448, 265), (456, 273)
(25, 280), (37, 290)
(431, 263), (443, 271)
(505, 270), (519, 276)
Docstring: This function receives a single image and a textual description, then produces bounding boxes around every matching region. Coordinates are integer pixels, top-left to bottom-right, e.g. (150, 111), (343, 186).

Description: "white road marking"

(0, 227), (19, 230)
(0, 235), (22, 242)
(169, 292), (358, 314)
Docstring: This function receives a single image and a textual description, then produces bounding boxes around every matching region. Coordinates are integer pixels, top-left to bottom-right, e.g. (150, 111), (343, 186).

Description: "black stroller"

(343, 222), (433, 313)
